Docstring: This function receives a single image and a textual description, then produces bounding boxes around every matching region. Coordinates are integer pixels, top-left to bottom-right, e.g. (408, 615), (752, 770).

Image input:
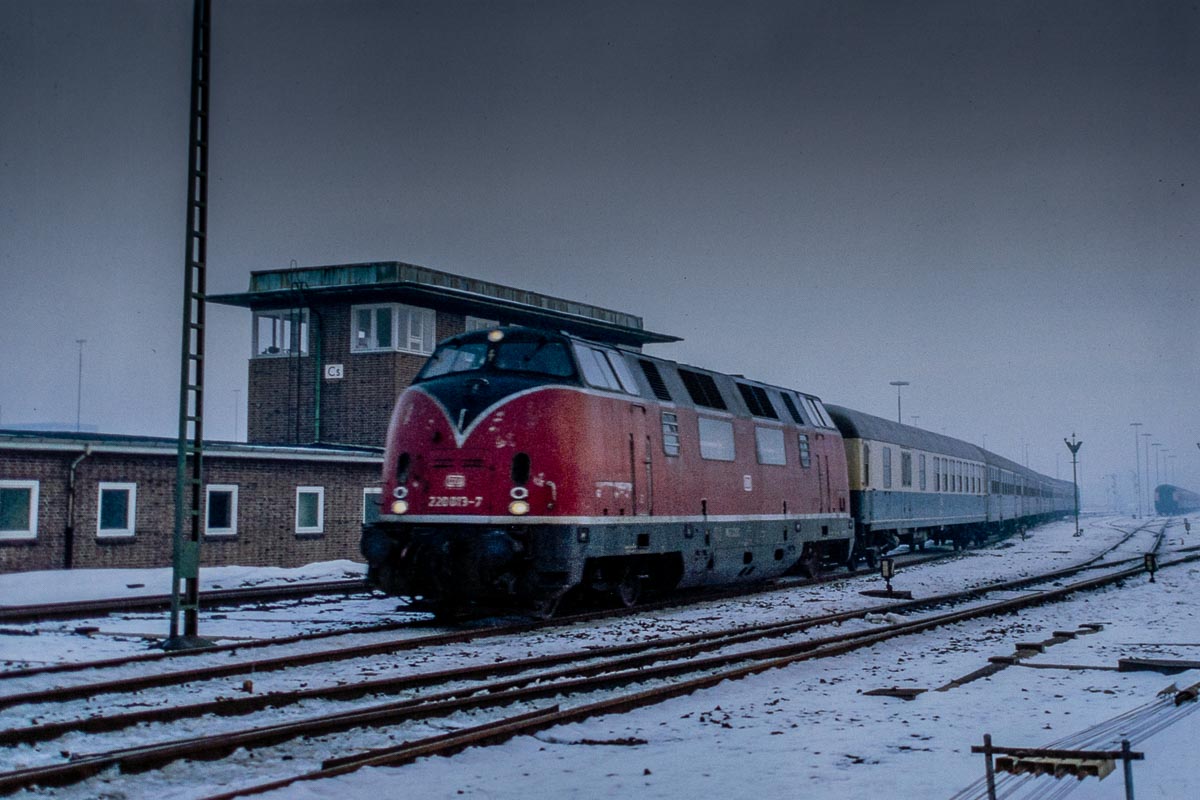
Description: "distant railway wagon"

(1155, 484), (1200, 516)
(362, 325), (1074, 615)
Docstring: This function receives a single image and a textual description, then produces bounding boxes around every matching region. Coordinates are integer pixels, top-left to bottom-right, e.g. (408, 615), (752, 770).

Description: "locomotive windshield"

(417, 335), (576, 381)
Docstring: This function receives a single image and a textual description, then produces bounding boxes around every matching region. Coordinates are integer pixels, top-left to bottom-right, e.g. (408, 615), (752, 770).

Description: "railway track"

(0, 579), (373, 624)
(0, 520), (1179, 797)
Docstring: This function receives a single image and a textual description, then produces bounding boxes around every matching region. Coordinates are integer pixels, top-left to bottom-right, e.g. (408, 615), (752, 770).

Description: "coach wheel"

(615, 569), (643, 608)
(797, 545), (821, 579)
(530, 591), (564, 620)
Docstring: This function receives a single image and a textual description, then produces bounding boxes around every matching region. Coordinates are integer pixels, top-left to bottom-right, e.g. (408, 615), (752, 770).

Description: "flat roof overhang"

(209, 262), (680, 348)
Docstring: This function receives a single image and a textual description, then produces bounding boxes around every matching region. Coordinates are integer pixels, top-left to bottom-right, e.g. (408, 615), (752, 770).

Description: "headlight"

(508, 500), (530, 516)
(390, 500), (409, 515)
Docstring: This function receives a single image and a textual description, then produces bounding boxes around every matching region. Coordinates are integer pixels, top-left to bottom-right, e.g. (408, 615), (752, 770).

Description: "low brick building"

(0, 431), (381, 573)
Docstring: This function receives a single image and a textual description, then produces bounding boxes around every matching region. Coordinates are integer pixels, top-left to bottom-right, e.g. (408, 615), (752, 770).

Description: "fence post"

(983, 733), (997, 800)
(1122, 739), (1135, 800)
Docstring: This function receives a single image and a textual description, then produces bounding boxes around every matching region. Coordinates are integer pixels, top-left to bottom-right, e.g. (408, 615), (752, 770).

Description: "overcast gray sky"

(1, 0), (1196, 506)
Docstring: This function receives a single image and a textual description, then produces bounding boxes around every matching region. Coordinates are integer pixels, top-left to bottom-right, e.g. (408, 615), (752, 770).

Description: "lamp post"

(1151, 442), (1162, 490)
(1130, 423), (1143, 518)
(1064, 433), (1082, 537)
(889, 381), (909, 424)
(1142, 433), (1153, 516)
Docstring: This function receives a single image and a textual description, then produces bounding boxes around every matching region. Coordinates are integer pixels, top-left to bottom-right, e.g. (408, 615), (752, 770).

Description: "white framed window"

(253, 308), (309, 357)
(572, 344), (638, 394)
(363, 488), (383, 524)
(698, 417), (736, 461)
(295, 486), (325, 534)
(97, 482), (137, 538)
(352, 303), (435, 354)
(0, 480), (39, 541)
(754, 426), (787, 465)
(205, 484), (239, 537)
(465, 316), (498, 332)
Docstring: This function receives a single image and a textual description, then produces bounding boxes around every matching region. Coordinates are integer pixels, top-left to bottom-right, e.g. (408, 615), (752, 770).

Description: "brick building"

(0, 261), (671, 573)
(0, 431), (381, 573)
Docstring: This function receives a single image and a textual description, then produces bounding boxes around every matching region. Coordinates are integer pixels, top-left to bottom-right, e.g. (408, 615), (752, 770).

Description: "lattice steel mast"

(169, 0), (212, 645)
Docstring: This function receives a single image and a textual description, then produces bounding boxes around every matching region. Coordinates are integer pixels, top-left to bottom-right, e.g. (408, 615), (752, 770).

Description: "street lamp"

(1152, 442), (1162, 489)
(1130, 423), (1143, 518)
(1142, 433), (1153, 516)
(1064, 433), (1083, 537)
(75, 338), (86, 432)
(889, 381), (909, 424)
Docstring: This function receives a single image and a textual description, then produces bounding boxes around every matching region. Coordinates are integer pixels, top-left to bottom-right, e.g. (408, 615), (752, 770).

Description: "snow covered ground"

(1, 515), (1198, 799)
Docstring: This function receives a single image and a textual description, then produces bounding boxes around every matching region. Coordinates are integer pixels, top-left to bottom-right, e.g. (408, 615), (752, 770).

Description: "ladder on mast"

(169, 0), (212, 645)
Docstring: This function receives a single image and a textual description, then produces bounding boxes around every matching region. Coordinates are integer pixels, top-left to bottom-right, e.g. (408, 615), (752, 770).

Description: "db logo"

(444, 474), (467, 489)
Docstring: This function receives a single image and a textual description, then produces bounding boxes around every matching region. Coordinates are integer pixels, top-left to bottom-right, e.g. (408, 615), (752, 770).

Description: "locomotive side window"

(698, 417), (735, 461)
(678, 369), (727, 410)
(755, 426), (787, 465)
(798, 434), (811, 468)
(780, 393), (806, 425)
(605, 352), (640, 394)
(661, 412), (681, 456)
(574, 344), (630, 392)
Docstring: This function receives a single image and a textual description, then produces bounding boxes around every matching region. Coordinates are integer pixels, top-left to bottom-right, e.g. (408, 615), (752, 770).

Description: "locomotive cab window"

(573, 344), (637, 393)
(419, 336), (574, 380)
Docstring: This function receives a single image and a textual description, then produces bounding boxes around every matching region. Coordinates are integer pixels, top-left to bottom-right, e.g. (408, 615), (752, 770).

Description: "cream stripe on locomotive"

(382, 512), (853, 525)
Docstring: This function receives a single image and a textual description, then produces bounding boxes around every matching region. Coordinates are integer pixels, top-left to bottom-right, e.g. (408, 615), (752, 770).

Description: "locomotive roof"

(825, 405), (984, 460)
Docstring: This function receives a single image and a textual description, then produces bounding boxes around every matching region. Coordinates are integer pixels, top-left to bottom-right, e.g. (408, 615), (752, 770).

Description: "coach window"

(798, 434), (812, 468)
(698, 417), (735, 461)
(900, 452), (913, 487)
(755, 426), (787, 465)
(919, 454), (927, 490)
(352, 303), (435, 354)
(861, 443), (869, 485)
(295, 486), (325, 535)
(0, 480), (39, 541)
(97, 482), (137, 538)
(253, 308), (308, 357)
(363, 488), (383, 524)
(661, 412), (681, 456)
(883, 448), (892, 489)
(204, 484), (238, 537)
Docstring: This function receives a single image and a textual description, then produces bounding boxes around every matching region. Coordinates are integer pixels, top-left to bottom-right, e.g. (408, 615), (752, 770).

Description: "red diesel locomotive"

(361, 325), (854, 614)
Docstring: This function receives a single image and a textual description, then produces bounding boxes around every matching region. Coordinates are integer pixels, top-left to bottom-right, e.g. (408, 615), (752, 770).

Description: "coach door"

(630, 405), (650, 515)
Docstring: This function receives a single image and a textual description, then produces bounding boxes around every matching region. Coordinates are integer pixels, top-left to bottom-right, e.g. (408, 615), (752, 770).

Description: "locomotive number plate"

(428, 496), (484, 508)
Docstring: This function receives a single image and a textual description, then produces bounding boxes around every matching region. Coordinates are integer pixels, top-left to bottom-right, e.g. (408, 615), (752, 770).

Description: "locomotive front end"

(362, 327), (587, 614)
